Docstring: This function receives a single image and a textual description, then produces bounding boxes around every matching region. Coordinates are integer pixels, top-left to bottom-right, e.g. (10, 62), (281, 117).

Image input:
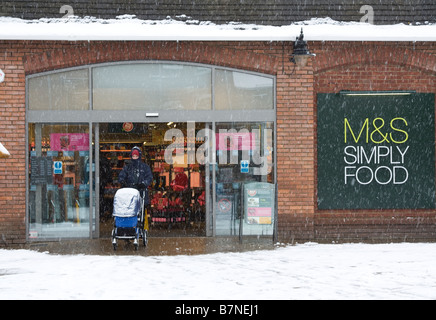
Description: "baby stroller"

(111, 188), (148, 251)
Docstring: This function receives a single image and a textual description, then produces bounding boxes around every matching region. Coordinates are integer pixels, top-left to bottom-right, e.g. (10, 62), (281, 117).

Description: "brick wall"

(22, 41), (279, 76)
(312, 41), (436, 242)
(0, 40), (435, 245)
(0, 42), (26, 245)
(276, 45), (316, 242)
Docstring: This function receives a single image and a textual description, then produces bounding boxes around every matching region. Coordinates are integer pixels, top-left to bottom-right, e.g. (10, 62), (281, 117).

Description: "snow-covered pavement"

(0, 242), (435, 300)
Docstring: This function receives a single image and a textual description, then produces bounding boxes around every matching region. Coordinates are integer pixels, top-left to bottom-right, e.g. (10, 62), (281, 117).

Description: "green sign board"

(317, 93), (435, 209)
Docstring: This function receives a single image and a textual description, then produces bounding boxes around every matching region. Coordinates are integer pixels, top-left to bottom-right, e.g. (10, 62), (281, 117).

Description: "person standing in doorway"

(119, 146), (153, 205)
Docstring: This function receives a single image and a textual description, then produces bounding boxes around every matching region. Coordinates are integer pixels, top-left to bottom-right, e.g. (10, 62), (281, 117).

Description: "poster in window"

(50, 133), (89, 152)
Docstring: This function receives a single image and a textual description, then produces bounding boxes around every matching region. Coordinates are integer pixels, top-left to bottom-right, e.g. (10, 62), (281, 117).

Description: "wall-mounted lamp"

(339, 90), (416, 96)
(290, 28), (316, 68)
(0, 69), (5, 84)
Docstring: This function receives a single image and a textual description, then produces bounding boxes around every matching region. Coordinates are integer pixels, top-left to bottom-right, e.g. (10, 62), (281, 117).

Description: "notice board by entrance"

(317, 93), (435, 210)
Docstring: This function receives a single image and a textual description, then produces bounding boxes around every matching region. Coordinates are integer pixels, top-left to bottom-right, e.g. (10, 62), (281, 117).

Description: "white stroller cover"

(113, 188), (141, 218)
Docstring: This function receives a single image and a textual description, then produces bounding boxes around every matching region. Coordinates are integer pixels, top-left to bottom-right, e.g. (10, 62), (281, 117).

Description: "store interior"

(28, 121), (274, 240)
(99, 122), (207, 237)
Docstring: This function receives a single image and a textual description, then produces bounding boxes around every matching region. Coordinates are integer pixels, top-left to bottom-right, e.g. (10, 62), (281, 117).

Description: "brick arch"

(313, 42), (436, 76)
(23, 41), (279, 75)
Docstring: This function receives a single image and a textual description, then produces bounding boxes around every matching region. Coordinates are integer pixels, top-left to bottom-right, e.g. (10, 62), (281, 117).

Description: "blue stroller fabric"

(114, 216), (137, 228)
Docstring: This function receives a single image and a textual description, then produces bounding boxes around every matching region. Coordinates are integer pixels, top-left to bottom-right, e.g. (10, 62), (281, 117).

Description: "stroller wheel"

(142, 230), (148, 247)
(111, 230), (117, 251)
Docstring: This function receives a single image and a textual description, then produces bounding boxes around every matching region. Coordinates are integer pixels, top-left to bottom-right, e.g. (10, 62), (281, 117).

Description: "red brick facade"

(312, 42), (436, 243)
(0, 40), (435, 245)
(0, 42), (27, 245)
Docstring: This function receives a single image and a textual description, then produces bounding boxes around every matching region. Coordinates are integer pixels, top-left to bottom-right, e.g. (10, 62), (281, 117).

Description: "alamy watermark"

(360, 5), (374, 24)
(60, 5), (74, 18)
(60, 4), (375, 24)
(163, 122), (273, 176)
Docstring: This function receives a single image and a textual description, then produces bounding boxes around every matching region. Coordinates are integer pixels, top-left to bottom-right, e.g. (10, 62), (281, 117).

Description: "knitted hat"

(131, 149), (140, 157)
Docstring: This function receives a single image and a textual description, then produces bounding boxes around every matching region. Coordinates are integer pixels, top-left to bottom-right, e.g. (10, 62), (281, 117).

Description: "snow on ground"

(0, 242), (435, 300)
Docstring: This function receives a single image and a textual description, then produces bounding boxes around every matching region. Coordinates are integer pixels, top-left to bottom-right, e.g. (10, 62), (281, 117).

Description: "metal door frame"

(26, 61), (276, 240)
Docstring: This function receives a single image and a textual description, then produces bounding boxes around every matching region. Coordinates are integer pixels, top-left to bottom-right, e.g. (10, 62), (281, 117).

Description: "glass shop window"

(28, 123), (92, 239)
(215, 122), (275, 236)
(92, 63), (212, 110)
(28, 69), (89, 110)
(214, 69), (274, 110)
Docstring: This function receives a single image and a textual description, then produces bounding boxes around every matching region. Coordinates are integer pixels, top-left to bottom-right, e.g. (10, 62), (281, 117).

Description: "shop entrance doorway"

(26, 62), (276, 241)
(98, 122), (208, 237)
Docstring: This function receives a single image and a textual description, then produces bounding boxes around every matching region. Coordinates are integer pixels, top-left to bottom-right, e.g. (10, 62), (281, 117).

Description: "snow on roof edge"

(0, 16), (435, 42)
